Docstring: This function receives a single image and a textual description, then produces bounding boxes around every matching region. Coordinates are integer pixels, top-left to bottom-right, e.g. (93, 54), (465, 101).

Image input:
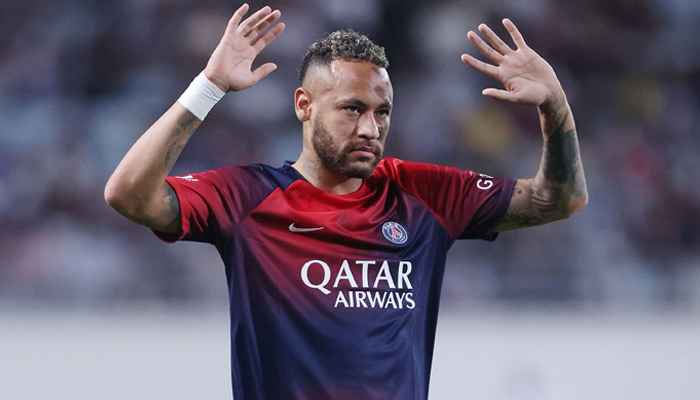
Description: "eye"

(344, 106), (360, 114)
(376, 109), (390, 117)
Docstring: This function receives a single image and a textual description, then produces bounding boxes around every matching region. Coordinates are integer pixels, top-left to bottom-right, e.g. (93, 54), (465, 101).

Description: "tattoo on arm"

(539, 104), (587, 200)
(162, 182), (181, 227)
(164, 113), (199, 170)
(144, 182), (181, 234)
(500, 183), (566, 229)
(530, 184), (562, 216)
(501, 208), (542, 227)
(542, 110), (574, 183)
(540, 109), (585, 198)
(499, 181), (541, 229)
(531, 100), (587, 221)
(497, 99), (588, 231)
(142, 112), (195, 234)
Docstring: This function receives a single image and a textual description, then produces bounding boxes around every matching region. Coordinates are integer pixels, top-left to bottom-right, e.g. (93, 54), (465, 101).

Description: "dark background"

(2, 0), (700, 310)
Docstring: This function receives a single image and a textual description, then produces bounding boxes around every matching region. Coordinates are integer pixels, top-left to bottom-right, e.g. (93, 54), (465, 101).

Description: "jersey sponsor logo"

(381, 221), (408, 245)
(300, 259), (415, 310)
(175, 175), (199, 182)
(476, 173), (494, 190)
(289, 223), (325, 233)
(334, 290), (415, 310)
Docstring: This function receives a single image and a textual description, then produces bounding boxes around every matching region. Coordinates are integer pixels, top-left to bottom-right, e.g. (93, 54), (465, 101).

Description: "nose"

(357, 112), (380, 140)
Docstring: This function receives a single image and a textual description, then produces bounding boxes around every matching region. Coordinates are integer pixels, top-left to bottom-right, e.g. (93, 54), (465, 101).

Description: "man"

(105, 4), (587, 399)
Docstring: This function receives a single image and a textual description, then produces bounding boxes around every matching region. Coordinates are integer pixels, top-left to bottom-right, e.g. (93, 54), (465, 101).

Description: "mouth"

(351, 149), (376, 159)
(349, 144), (381, 160)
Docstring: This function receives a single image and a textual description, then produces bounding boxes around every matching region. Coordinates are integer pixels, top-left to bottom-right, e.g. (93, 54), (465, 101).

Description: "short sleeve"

(373, 158), (516, 242)
(152, 166), (277, 244)
(151, 171), (228, 244)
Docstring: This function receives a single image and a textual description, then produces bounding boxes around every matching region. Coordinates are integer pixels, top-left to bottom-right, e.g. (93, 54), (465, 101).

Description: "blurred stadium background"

(1, 0), (700, 398)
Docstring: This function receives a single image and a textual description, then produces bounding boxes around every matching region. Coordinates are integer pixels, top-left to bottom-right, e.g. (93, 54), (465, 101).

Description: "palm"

(204, 5), (285, 93)
(208, 35), (259, 90)
(461, 19), (561, 106)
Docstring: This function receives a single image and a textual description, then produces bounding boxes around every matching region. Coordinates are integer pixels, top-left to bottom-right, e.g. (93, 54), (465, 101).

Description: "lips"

(352, 149), (376, 159)
(349, 144), (380, 159)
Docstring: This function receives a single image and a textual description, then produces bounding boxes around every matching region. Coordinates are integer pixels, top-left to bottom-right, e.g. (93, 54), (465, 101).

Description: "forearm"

(531, 92), (588, 220)
(496, 95), (587, 231)
(104, 102), (200, 228)
(464, 18), (588, 231)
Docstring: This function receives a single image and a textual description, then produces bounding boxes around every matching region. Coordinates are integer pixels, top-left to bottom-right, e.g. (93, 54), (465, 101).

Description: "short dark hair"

(298, 30), (389, 83)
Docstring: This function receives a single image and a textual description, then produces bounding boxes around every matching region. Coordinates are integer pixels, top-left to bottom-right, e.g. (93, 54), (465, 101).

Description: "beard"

(311, 114), (383, 179)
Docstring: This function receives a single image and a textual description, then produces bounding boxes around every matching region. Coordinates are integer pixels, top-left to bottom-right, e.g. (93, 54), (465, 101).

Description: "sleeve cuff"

(460, 178), (517, 241)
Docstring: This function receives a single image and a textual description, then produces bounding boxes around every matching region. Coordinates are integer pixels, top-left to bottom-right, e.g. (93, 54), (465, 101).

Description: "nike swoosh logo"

(289, 223), (325, 233)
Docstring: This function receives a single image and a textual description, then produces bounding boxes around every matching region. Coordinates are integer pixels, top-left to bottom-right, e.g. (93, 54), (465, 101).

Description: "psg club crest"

(382, 221), (409, 245)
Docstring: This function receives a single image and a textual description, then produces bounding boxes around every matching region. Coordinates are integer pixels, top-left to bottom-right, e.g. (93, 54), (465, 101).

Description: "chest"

(229, 185), (450, 300)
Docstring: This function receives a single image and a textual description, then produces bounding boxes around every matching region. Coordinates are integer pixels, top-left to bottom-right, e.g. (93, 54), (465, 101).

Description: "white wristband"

(177, 71), (226, 121)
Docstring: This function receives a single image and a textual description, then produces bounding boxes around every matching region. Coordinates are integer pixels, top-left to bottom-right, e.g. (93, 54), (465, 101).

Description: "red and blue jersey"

(156, 157), (515, 400)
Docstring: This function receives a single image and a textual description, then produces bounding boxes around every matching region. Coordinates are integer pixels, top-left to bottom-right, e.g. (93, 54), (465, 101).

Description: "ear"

(294, 87), (312, 122)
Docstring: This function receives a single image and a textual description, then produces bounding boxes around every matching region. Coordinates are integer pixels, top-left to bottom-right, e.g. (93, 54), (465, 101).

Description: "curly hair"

(298, 30), (389, 83)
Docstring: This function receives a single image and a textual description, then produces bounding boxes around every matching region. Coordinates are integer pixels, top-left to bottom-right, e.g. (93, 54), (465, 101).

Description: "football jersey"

(156, 157), (515, 400)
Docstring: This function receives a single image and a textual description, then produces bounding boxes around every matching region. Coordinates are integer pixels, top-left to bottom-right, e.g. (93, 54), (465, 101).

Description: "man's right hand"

(204, 4), (285, 93)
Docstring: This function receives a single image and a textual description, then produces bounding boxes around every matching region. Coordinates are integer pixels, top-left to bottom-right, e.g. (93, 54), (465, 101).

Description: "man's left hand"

(461, 19), (563, 107)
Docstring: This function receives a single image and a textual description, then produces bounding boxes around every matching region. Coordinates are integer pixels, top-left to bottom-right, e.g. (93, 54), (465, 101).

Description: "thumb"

(251, 63), (278, 84)
(482, 88), (518, 102)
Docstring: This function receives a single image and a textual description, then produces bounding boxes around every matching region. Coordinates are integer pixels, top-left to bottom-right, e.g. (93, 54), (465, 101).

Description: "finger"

(467, 30), (504, 64)
(503, 18), (527, 49)
(246, 9), (281, 40)
(482, 88), (518, 103)
(478, 23), (513, 55)
(225, 3), (250, 35)
(461, 53), (500, 80)
(252, 22), (286, 54)
(237, 6), (272, 37)
(251, 62), (278, 83)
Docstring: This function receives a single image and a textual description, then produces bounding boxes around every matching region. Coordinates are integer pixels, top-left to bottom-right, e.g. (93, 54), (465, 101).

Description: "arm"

(460, 19), (588, 232)
(104, 4), (285, 233)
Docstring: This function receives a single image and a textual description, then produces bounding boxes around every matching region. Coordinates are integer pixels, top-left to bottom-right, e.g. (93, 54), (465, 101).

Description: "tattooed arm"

(104, 104), (200, 233)
(496, 96), (587, 231)
(104, 5), (284, 233)
(461, 18), (587, 231)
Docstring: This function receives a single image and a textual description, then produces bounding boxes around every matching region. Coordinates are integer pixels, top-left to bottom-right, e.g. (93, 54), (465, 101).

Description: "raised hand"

(204, 4), (286, 93)
(461, 19), (562, 107)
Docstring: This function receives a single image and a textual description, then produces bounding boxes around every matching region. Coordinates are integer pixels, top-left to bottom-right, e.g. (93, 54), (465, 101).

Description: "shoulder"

(173, 163), (280, 186)
(371, 157), (478, 182)
(372, 157), (424, 175)
(372, 157), (426, 178)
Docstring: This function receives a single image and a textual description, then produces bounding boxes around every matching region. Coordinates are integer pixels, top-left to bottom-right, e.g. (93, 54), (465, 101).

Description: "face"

(311, 113), (381, 179)
(302, 60), (393, 179)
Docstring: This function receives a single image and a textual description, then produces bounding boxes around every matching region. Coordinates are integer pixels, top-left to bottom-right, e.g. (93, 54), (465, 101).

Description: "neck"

(291, 152), (363, 195)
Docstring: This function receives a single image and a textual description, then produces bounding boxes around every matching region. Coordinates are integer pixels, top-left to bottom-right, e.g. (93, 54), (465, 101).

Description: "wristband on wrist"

(177, 71), (226, 121)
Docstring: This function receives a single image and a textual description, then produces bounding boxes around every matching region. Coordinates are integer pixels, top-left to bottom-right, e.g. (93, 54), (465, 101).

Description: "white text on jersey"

(300, 259), (415, 310)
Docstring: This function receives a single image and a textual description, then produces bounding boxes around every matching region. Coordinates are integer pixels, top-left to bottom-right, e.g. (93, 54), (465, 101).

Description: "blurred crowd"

(1, 0), (699, 309)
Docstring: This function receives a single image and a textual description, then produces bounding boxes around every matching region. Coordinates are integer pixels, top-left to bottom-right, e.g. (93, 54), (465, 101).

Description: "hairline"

(301, 59), (389, 87)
